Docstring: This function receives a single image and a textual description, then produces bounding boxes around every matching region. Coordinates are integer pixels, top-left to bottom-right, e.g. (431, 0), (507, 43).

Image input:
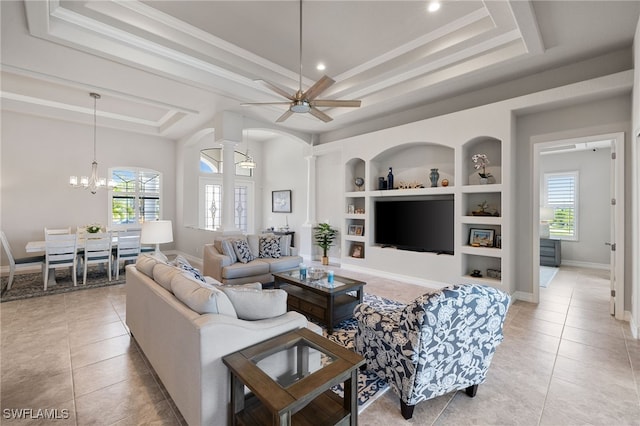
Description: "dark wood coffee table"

(222, 327), (365, 426)
(272, 270), (366, 333)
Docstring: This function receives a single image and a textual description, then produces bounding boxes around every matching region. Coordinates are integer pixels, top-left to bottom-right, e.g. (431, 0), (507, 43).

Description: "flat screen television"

(374, 196), (454, 254)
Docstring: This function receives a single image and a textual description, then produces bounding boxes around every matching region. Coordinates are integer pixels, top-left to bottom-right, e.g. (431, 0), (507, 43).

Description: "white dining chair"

(112, 229), (141, 280)
(44, 233), (78, 290)
(83, 232), (112, 285)
(44, 227), (71, 236)
(1, 231), (45, 290)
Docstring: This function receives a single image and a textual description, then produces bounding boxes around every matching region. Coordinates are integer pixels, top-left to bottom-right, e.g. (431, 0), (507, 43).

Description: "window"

(199, 148), (253, 177)
(109, 168), (162, 226)
(199, 178), (253, 233)
(543, 171), (579, 240)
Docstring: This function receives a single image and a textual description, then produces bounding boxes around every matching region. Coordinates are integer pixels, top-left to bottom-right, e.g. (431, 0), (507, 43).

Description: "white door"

(607, 134), (625, 319)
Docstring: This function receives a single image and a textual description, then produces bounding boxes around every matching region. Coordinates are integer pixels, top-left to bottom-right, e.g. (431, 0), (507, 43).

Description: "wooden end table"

(223, 327), (365, 426)
(272, 270), (366, 333)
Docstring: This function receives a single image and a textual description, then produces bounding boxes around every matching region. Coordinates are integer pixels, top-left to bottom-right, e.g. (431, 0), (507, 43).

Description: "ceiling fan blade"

(276, 110), (295, 123)
(303, 75), (335, 101)
(312, 99), (362, 108)
(241, 102), (292, 106)
(256, 80), (295, 101)
(308, 107), (333, 123)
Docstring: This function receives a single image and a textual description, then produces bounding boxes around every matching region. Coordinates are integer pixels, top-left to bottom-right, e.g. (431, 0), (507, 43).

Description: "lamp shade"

(141, 220), (173, 253)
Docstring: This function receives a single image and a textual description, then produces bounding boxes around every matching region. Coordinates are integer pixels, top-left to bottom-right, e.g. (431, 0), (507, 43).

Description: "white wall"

(315, 150), (343, 260)
(539, 148), (611, 266)
(514, 94), (632, 305)
(1, 111), (176, 259)
(261, 135), (308, 247)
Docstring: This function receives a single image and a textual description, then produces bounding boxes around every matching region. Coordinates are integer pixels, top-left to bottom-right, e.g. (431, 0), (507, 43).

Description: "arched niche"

(370, 141), (455, 189)
(462, 136), (502, 185)
(345, 157), (365, 192)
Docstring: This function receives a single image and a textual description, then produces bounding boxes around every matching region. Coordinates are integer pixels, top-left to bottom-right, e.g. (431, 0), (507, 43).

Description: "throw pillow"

(232, 239), (255, 263)
(218, 287), (287, 320)
(220, 239), (238, 263)
(173, 255), (206, 283)
(171, 273), (237, 318)
(259, 236), (281, 258)
(279, 234), (292, 256)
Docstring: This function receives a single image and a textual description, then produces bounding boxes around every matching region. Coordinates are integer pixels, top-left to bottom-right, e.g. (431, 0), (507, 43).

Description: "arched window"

(109, 167), (162, 226)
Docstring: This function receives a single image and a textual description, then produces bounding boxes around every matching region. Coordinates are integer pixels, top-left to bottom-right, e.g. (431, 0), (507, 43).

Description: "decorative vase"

(387, 167), (394, 190)
(429, 168), (439, 187)
(479, 177), (488, 185)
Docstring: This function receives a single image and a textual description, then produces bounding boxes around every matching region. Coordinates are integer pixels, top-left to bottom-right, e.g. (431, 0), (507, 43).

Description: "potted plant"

(313, 223), (338, 265)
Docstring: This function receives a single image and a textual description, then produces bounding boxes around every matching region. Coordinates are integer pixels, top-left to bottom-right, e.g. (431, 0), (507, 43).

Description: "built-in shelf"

(341, 136), (508, 291)
(460, 246), (502, 257)
(461, 216), (502, 225)
(461, 184), (503, 193)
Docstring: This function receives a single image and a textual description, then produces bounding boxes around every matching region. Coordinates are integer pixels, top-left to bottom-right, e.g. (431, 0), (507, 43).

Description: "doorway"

(532, 132), (624, 320)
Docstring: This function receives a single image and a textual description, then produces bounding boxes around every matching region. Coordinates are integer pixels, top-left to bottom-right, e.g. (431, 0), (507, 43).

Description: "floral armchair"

(354, 284), (510, 419)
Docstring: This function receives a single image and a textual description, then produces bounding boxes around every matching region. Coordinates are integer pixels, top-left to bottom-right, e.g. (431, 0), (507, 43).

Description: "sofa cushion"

(246, 234), (260, 258)
(260, 256), (303, 273)
(259, 236), (281, 259)
(222, 260), (270, 279)
(219, 287), (287, 320)
(233, 239), (255, 263)
(170, 273), (237, 317)
(153, 262), (183, 292)
(136, 253), (168, 278)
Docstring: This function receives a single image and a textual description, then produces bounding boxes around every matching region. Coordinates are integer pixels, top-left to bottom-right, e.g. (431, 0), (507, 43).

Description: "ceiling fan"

(243, 0), (361, 123)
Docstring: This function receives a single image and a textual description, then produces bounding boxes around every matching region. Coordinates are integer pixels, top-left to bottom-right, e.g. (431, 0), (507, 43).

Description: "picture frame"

(348, 225), (357, 235)
(347, 204), (355, 214)
(350, 242), (364, 258)
(469, 228), (495, 247)
(354, 225), (364, 236)
(272, 190), (292, 213)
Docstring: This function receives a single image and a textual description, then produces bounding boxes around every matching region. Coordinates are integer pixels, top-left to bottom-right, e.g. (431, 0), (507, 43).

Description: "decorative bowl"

(307, 267), (325, 280)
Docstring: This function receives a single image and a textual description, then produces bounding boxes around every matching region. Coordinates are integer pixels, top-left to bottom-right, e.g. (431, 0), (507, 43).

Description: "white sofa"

(203, 233), (302, 285)
(125, 255), (308, 426)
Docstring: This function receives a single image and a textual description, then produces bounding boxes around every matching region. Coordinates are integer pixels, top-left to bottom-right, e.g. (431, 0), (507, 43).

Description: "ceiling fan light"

(291, 100), (310, 113)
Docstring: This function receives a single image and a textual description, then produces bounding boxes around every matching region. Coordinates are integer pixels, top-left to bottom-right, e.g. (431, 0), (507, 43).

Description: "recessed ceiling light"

(427, 1), (441, 13)
(316, 63), (326, 71)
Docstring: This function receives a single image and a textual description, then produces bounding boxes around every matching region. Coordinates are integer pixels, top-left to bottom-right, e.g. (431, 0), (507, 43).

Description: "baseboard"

(627, 310), (639, 339)
(560, 260), (610, 270)
(339, 263), (443, 290)
(513, 291), (534, 303)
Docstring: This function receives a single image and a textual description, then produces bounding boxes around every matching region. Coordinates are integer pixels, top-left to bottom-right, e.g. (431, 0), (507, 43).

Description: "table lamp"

(141, 220), (173, 254)
(540, 207), (554, 239)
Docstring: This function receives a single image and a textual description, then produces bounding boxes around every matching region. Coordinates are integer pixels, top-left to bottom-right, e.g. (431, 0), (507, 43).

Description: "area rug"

(1, 266), (126, 302)
(540, 266), (559, 288)
(322, 293), (404, 413)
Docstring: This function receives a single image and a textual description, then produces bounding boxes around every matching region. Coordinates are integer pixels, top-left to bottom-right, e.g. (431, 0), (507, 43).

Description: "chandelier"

(238, 150), (256, 169)
(69, 92), (115, 194)
(238, 128), (256, 169)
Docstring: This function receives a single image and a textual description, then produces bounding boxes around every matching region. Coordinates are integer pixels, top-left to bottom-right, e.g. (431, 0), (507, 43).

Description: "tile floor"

(1, 265), (638, 425)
